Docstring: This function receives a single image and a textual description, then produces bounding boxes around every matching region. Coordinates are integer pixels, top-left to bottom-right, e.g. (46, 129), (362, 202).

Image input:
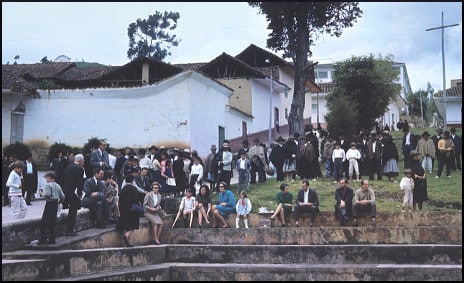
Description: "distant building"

(433, 79), (462, 128)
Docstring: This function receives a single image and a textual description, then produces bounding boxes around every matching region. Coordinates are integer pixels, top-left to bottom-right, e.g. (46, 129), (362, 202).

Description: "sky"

(2, 2), (462, 92)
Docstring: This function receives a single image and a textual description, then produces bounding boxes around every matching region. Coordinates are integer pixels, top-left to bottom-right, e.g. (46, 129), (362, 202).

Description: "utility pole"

(265, 59), (273, 147)
(426, 11), (459, 131)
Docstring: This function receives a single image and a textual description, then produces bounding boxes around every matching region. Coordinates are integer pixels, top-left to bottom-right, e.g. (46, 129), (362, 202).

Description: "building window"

(285, 108), (288, 119)
(284, 92), (288, 98)
(316, 71), (328, 79)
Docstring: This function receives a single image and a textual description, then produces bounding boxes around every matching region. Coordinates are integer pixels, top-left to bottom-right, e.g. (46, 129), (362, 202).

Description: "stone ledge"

(3, 210), (462, 252)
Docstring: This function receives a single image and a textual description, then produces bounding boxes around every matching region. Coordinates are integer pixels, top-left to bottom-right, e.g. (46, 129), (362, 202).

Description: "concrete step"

(3, 244), (461, 281)
(3, 208), (461, 252)
(13, 221), (463, 252)
(46, 263), (463, 281)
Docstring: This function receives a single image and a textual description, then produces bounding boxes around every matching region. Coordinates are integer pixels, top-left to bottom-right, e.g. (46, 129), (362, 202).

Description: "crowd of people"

(2, 123), (461, 246)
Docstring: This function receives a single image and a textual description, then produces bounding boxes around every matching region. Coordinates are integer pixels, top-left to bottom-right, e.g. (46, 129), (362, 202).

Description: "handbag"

(167, 177), (176, 186)
(130, 203), (145, 217)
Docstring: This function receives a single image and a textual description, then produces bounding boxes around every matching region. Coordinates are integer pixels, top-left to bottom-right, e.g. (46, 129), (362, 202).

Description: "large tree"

(127, 11), (180, 61)
(249, 2), (362, 135)
(326, 54), (401, 132)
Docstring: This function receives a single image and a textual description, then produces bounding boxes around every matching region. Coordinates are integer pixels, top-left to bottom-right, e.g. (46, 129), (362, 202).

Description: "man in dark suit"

(335, 178), (354, 226)
(367, 132), (383, 181)
(22, 152), (38, 205)
(269, 136), (286, 181)
(62, 154), (85, 236)
(402, 126), (418, 169)
(293, 179), (320, 227)
(90, 140), (111, 172)
(135, 167), (150, 202)
(450, 128), (461, 171)
(50, 151), (68, 186)
(81, 167), (108, 228)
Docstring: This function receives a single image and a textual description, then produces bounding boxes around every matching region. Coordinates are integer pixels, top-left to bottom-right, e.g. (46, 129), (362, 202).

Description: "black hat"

(276, 136), (285, 142)
(450, 127), (456, 133)
(293, 132), (300, 138)
(238, 149), (247, 155)
(421, 131), (430, 137)
(242, 140), (249, 145)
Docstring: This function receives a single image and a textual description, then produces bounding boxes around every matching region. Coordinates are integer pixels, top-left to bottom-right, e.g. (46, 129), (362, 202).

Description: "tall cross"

(426, 11), (459, 131)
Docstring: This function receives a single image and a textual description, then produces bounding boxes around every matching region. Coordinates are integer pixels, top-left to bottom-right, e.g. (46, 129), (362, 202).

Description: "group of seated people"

(80, 168), (376, 247)
(270, 178), (377, 227)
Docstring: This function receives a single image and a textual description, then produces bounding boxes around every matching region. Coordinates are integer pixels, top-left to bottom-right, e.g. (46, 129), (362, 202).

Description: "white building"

(312, 62), (409, 130)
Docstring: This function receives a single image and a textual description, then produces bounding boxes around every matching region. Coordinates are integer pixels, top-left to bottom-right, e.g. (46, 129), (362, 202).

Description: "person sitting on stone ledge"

(143, 182), (166, 245)
(179, 187), (196, 228)
(211, 181), (235, 228)
(196, 184), (212, 227)
(352, 179), (377, 227)
(293, 179), (320, 227)
(270, 183), (293, 227)
(334, 177), (353, 227)
(235, 191), (252, 229)
(81, 168), (109, 228)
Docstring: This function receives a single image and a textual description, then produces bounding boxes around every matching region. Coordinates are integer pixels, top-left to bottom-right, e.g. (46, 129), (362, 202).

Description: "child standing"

(236, 149), (251, 195)
(346, 142), (361, 181)
(399, 168), (414, 212)
(38, 171), (65, 245)
(235, 191), (252, 228)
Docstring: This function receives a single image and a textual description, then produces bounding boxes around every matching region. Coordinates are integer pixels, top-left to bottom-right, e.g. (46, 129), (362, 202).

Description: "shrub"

(3, 142), (31, 161)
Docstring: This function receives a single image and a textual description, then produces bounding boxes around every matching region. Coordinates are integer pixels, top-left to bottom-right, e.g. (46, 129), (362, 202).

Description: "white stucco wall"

(2, 71), (232, 159)
(250, 79), (280, 137)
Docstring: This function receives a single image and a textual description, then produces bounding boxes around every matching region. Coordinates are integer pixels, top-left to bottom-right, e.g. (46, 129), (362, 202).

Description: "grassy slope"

(219, 127), (462, 213)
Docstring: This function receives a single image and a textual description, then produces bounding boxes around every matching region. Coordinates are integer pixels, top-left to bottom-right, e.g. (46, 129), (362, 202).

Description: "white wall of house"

(434, 97), (462, 127)
(2, 71), (232, 159)
(250, 78), (280, 138)
(311, 93), (329, 127)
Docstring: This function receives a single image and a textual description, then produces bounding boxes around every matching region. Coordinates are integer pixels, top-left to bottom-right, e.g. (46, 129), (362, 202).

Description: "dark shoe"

(295, 221), (299, 227)
(281, 223), (286, 227)
(27, 203), (33, 206)
(123, 235), (132, 247)
(66, 232), (78, 237)
(310, 223), (314, 227)
(353, 219), (358, 227)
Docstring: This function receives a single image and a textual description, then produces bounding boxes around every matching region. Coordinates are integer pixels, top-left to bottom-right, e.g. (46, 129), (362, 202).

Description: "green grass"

(214, 127), (462, 213)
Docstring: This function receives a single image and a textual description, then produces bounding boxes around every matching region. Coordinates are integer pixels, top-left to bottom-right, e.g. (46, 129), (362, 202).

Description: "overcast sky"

(2, 2), (462, 92)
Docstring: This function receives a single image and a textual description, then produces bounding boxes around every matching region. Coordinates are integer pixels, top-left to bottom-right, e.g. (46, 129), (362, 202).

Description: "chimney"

(142, 62), (149, 84)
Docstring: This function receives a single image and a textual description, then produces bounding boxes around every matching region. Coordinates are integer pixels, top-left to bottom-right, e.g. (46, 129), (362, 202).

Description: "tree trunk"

(288, 9), (310, 136)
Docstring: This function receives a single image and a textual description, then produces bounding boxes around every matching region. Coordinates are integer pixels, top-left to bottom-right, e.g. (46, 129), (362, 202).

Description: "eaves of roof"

(434, 84), (462, 98)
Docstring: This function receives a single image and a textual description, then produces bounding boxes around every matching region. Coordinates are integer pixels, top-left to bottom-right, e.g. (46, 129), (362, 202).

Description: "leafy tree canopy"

(248, 2), (362, 136)
(325, 96), (358, 138)
(326, 54), (401, 132)
(127, 11), (180, 61)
